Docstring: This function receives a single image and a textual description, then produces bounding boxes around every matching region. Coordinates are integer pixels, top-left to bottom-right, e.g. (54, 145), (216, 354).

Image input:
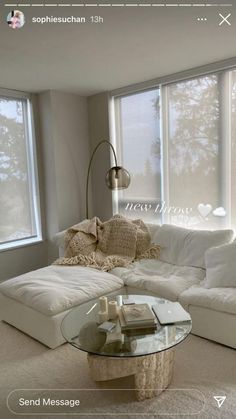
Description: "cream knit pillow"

(97, 216), (137, 258)
(132, 219), (151, 257)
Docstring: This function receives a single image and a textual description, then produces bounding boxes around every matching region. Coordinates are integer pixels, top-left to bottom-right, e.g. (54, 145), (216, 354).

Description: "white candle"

(108, 301), (118, 320)
(98, 311), (109, 323)
(99, 296), (108, 312)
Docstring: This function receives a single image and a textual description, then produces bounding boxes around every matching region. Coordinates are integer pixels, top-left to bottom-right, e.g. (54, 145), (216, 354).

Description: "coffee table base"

(87, 349), (174, 401)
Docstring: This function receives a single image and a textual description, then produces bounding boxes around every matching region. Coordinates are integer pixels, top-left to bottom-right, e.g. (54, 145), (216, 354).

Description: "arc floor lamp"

(86, 140), (131, 219)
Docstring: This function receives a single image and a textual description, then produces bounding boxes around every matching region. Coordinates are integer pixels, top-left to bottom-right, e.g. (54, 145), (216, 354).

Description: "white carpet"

(0, 320), (236, 419)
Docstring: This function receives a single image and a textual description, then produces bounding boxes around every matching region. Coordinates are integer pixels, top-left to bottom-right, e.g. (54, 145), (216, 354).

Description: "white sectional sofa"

(0, 223), (236, 349)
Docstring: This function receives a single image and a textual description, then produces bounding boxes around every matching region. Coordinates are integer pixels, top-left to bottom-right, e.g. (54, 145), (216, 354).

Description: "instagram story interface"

(0, 0), (236, 418)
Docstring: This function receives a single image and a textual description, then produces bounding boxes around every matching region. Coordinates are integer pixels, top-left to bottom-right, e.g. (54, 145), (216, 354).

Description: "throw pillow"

(131, 219), (151, 257)
(97, 215), (137, 258)
(205, 241), (236, 288)
(153, 224), (234, 268)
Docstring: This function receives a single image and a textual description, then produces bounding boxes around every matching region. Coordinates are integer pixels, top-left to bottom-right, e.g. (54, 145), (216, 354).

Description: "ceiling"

(0, 1), (236, 96)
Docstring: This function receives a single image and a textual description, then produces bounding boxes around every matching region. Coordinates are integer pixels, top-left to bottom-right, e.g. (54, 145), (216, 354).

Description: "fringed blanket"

(54, 215), (160, 271)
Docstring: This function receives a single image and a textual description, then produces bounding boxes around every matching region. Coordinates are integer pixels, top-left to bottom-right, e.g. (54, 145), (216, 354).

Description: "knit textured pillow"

(97, 216), (137, 258)
(132, 219), (151, 257)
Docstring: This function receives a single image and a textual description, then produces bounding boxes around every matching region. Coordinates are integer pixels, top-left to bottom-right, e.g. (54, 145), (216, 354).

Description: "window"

(114, 89), (162, 223)
(113, 69), (236, 230)
(166, 74), (221, 229)
(0, 91), (41, 249)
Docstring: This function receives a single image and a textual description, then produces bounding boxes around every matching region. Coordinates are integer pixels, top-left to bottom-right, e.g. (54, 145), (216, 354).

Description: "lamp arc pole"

(86, 140), (118, 219)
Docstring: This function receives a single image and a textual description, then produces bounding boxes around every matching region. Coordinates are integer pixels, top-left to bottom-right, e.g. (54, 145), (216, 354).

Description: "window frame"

(0, 88), (42, 251)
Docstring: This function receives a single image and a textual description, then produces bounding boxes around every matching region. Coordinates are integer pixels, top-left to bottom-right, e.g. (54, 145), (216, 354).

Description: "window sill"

(0, 237), (43, 253)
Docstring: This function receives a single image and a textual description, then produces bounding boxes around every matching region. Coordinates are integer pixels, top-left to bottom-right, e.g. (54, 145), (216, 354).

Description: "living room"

(0, 1), (236, 418)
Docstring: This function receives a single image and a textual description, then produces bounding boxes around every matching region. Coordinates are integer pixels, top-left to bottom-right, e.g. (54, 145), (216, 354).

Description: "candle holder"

(108, 301), (118, 320)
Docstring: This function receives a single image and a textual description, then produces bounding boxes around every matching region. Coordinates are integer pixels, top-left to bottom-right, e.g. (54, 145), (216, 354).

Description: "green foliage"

(0, 103), (27, 181)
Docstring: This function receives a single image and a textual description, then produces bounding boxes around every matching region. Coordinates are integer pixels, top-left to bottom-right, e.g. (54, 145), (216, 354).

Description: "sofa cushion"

(179, 284), (236, 315)
(0, 266), (124, 316)
(205, 242), (236, 288)
(111, 259), (205, 301)
(153, 224), (234, 268)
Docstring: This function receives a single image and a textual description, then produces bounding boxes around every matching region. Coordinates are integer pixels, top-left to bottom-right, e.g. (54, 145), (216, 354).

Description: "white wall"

(0, 243), (48, 282)
(88, 92), (113, 221)
(39, 90), (90, 263)
(52, 91), (90, 229)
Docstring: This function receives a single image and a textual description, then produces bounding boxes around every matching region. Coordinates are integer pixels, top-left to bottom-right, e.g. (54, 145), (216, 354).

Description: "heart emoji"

(213, 207), (226, 217)
(197, 203), (212, 218)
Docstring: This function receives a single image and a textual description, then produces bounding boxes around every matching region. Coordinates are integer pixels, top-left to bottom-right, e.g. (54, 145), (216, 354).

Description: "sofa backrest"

(145, 223), (161, 242)
(53, 221), (234, 269)
(153, 224), (234, 269)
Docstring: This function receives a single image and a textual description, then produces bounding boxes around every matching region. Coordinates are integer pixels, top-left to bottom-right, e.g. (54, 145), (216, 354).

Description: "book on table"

(119, 303), (157, 331)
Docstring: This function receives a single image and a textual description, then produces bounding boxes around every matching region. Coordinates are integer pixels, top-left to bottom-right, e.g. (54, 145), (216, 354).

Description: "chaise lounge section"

(0, 265), (124, 348)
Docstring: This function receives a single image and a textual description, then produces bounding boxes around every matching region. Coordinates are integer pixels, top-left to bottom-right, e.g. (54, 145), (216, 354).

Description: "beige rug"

(0, 320), (236, 419)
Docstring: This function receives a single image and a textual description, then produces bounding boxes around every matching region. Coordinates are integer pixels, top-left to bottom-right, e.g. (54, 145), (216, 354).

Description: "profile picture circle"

(7, 10), (25, 29)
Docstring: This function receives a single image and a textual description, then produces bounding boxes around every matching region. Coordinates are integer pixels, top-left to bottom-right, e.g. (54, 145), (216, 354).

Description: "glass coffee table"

(61, 294), (192, 401)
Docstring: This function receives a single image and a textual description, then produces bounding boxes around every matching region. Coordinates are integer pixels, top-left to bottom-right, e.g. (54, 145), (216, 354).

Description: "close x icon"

(219, 13), (231, 26)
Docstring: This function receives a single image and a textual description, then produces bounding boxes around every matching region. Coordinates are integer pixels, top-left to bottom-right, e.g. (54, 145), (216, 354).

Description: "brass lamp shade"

(105, 166), (131, 190)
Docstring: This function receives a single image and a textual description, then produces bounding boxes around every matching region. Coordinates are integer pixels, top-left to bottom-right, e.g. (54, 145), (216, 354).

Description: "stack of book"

(119, 303), (157, 333)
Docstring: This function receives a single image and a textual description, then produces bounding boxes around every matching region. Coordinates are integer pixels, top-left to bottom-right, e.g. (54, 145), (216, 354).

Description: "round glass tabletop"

(61, 294), (192, 358)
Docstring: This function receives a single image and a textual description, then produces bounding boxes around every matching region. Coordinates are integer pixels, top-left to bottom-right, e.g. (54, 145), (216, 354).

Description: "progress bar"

(3, 2), (233, 6)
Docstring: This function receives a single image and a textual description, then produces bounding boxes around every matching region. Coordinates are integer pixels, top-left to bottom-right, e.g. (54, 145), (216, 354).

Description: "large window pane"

(167, 75), (222, 229)
(0, 96), (40, 246)
(114, 69), (236, 230)
(114, 89), (161, 222)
